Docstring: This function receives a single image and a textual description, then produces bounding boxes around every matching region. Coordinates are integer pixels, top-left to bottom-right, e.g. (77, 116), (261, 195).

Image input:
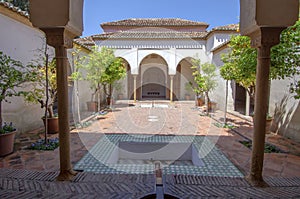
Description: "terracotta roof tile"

(212, 24), (239, 31)
(92, 31), (208, 40)
(92, 27), (209, 40)
(101, 18), (209, 27)
(74, 36), (95, 46)
(0, 1), (28, 18)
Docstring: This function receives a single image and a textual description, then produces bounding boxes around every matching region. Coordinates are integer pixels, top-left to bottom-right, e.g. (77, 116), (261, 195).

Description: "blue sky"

(82, 0), (240, 37)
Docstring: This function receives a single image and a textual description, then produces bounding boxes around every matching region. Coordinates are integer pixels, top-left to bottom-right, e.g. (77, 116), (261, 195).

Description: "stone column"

(133, 75), (137, 102)
(43, 28), (76, 181)
(247, 27), (283, 187)
(170, 75), (174, 102)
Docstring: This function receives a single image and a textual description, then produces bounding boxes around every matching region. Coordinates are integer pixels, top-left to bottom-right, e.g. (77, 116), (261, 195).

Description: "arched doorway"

(176, 57), (195, 100)
(138, 54), (168, 100)
(142, 67), (166, 99)
(114, 57), (132, 100)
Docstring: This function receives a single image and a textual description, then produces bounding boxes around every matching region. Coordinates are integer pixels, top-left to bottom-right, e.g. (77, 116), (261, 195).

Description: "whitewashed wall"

(211, 48), (235, 112)
(0, 12), (49, 133)
(0, 10), (93, 133)
(270, 79), (300, 141)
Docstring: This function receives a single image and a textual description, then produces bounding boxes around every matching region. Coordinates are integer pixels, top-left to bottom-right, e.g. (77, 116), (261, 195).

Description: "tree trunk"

(224, 80), (228, 125)
(44, 52), (49, 144)
(206, 91), (210, 115)
(48, 106), (54, 118)
(0, 100), (2, 128)
(98, 85), (101, 112)
(109, 84), (112, 107)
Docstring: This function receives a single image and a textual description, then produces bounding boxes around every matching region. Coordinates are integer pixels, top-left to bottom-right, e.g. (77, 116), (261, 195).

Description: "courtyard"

(1, 101), (300, 198)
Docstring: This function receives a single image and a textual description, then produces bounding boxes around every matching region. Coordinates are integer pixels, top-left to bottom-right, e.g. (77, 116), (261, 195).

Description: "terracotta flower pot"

(208, 101), (217, 112)
(196, 97), (205, 106)
(42, 117), (59, 134)
(0, 131), (16, 156)
(185, 94), (191, 100)
(265, 118), (273, 134)
(118, 94), (123, 100)
(86, 101), (98, 112)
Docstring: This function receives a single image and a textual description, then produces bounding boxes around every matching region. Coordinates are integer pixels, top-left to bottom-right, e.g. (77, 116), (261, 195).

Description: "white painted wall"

(0, 11), (94, 133)
(0, 13), (50, 133)
(211, 48), (235, 112)
(270, 79), (300, 141)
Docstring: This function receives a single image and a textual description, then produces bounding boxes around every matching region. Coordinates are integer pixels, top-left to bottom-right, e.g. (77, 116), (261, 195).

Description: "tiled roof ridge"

(91, 31), (209, 40)
(0, 0), (29, 18)
(74, 36), (95, 46)
(101, 18), (209, 27)
(212, 24), (239, 31)
(100, 30), (208, 34)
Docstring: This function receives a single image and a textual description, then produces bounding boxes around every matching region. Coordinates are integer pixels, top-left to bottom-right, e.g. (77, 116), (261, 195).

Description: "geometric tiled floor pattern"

(74, 134), (243, 177)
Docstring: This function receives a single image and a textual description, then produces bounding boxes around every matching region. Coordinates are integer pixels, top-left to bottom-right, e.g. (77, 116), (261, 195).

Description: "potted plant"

(192, 59), (218, 114)
(0, 122), (16, 156)
(265, 114), (273, 134)
(73, 46), (126, 109)
(0, 51), (36, 156)
(250, 112), (274, 134)
(190, 65), (205, 107)
(24, 54), (59, 134)
(100, 50), (126, 107)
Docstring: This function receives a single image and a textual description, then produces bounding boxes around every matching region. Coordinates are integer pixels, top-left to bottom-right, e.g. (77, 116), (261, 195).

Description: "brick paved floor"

(0, 100), (300, 198)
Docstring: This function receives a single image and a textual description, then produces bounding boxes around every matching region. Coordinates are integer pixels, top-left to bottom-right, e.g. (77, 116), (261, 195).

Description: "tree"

(201, 63), (218, 111)
(192, 59), (218, 114)
(73, 46), (126, 107)
(191, 59), (205, 97)
(272, 20), (300, 99)
(0, 51), (36, 128)
(5, 0), (29, 11)
(221, 20), (300, 99)
(220, 36), (256, 99)
(101, 55), (126, 105)
(24, 57), (57, 118)
(23, 44), (58, 142)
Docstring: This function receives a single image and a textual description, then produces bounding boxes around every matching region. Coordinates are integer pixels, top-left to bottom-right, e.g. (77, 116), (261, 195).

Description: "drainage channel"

(141, 161), (179, 199)
(155, 161), (164, 199)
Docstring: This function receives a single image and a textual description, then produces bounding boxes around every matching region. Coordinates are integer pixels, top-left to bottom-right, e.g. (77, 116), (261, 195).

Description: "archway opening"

(115, 57), (132, 100)
(138, 54), (168, 100)
(176, 57), (195, 100)
(142, 67), (166, 99)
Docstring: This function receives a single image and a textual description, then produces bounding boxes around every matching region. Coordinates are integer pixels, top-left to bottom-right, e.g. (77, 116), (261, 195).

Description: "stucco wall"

(0, 12), (49, 133)
(0, 10), (94, 134)
(211, 48), (235, 112)
(270, 79), (300, 141)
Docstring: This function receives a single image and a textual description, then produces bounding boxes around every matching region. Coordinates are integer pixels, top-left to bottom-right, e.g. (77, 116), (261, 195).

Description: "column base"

(246, 175), (269, 187)
(57, 169), (77, 181)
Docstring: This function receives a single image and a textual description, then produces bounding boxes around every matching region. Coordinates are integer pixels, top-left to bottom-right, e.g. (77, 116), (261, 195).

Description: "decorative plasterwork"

(249, 27), (285, 48)
(42, 28), (75, 48)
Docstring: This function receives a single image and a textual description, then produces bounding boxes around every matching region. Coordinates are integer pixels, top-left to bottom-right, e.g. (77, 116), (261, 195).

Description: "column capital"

(42, 28), (76, 48)
(249, 27), (285, 48)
